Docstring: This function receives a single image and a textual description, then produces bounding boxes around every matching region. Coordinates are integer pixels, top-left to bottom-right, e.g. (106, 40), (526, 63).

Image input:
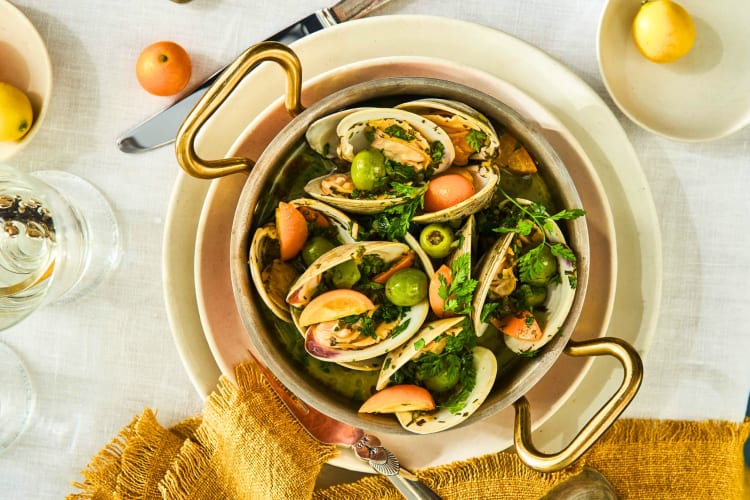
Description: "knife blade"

(117, 0), (393, 153)
(248, 353), (442, 500)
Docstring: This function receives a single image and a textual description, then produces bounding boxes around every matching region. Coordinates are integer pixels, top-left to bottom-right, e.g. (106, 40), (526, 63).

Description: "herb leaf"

(466, 130), (487, 152)
(439, 253), (478, 315)
(365, 186), (426, 240)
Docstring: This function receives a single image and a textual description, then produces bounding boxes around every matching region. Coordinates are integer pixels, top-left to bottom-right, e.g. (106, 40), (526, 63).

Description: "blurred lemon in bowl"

(632, 0), (695, 63)
(0, 82), (34, 142)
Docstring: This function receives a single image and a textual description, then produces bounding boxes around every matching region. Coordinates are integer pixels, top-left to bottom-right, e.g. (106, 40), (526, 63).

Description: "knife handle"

(330, 0), (393, 21)
(175, 42), (303, 179)
(385, 468), (443, 500)
(357, 439), (442, 500)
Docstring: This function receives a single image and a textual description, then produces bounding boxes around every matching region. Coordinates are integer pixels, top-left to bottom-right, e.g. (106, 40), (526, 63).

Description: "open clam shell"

(248, 198), (358, 323)
(286, 239), (433, 363)
(303, 175), (416, 214)
(396, 98), (500, 166)
(335, 107), (455, 172)
(395, 346), (497, 434)
(303, 105), (460, 214)
(374, 316), (498, 433)
(305, 107), (366, 159)
(471, 199), (577, 354)
(411, 164), (499, 224)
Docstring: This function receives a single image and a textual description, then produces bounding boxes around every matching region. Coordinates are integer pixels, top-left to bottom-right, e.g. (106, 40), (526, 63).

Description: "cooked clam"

(286, 239), (434, 363)
(396, 98), (500, 166)
(303, 175), (417, 215)
(471, 199), (577, 354)
(334, 107), (455, 172)
(248, 198), (358, 322)
(304, 106), (457, 214)
(370, 316), (498, 433)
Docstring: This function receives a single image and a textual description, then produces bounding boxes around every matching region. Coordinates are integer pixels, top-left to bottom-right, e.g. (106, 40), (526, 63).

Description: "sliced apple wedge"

(358, 384), (436, 414)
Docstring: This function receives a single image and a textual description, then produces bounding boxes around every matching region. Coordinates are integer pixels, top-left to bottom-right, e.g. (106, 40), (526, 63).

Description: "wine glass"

(0, 164), (120, 452)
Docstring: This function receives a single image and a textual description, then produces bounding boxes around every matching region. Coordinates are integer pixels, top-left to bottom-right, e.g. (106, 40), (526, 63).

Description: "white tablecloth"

(1, 0), (748, 497)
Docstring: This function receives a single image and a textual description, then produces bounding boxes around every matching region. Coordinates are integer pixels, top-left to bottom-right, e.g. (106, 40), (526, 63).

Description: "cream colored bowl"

(0, 0), (53, 159)
(597, 0), (750, 141)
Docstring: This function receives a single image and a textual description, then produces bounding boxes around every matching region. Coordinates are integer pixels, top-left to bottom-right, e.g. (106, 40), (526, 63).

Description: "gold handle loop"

(175, 41), (304, 179)
(513, 337), (643, 472)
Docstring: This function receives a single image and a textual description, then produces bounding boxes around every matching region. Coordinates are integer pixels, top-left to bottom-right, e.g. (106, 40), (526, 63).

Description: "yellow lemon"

(0, 82), (34, 142)
(632, 0), (696, 63)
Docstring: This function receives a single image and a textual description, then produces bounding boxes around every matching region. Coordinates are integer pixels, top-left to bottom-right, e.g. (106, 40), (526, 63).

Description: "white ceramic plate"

(0, 0), (53, 160)
(164, 14), (661, 472)
(193, 56), (616, 471)
(597, 0), (750, 141)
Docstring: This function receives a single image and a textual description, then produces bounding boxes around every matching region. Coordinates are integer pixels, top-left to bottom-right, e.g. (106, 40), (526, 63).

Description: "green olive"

(419, 224), (455, 259)
(385, 268), (428, 306)
(522, 244), (557, 286)
(421, 354), (460, 393)
(350, 149), (386, 191)
(331, 259), (361, 289)
(301, 236), (335, 266)
(515, 283), (548, 307)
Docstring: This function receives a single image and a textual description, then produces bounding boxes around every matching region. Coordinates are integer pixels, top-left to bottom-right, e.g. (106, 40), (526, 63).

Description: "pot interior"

(230, 77), (590, 435)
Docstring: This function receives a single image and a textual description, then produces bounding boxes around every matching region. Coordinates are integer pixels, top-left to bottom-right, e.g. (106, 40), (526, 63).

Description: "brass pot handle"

(513, 337), (643, 472)
(175, 41), (304, 179)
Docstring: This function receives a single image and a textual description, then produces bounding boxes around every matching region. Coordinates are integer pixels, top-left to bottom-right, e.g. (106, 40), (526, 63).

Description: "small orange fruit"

(423, 174), (475, 213)
(276, 202), (309, 261)
(428, 264), (455, 318)
(135, 41), (192, 96)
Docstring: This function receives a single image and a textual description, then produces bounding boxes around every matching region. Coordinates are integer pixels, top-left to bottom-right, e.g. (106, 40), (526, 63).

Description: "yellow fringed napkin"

(68, 362), (750, 500)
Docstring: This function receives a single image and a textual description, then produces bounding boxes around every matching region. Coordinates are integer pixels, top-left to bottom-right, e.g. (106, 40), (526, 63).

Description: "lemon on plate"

(0, 82), (34, 142)
(632, 0), (696, 63)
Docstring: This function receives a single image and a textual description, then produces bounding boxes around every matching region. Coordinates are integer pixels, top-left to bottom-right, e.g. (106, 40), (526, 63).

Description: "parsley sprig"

(364, 185), (427, 240)
(438, 253), (478, 315)
(493, 189), (584, 287)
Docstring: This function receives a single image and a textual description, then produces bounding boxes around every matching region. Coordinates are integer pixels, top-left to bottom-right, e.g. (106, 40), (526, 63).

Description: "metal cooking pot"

(175, 42), (642, 472)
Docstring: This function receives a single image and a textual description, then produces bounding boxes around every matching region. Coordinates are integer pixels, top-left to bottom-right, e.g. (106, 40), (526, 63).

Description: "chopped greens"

(363, 186), (426, 241)
(384, 124), (414, 141)
(466, 129), (487, 152)
(429, 141), (445, 163)
(438, 253), (478, 315)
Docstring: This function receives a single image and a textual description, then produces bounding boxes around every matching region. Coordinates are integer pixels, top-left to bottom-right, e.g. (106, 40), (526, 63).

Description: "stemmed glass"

(0, 164), (120, 452)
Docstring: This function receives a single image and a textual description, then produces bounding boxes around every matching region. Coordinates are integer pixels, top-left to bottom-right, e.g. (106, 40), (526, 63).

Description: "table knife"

(117, 0), (393, 153)
(248, 353), (442, 500)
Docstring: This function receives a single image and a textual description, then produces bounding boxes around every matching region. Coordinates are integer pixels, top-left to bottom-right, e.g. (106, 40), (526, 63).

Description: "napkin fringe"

(159, 440), (212, 500)
(67, 415), (139, 499)
(117, 409), (184, 500)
